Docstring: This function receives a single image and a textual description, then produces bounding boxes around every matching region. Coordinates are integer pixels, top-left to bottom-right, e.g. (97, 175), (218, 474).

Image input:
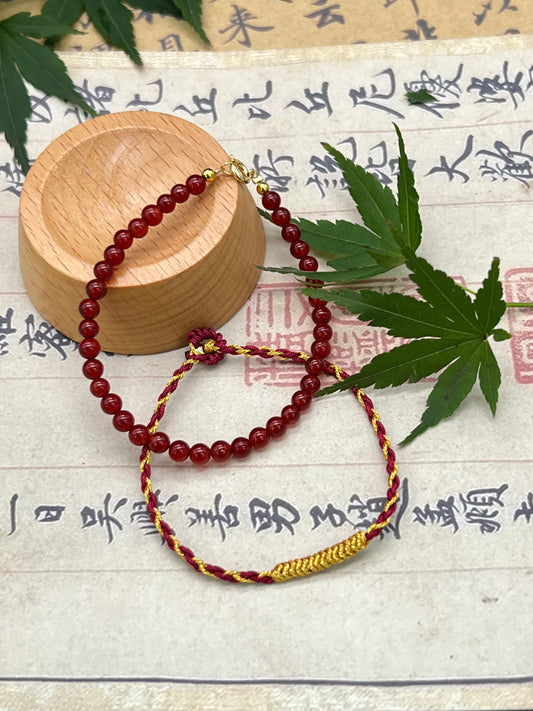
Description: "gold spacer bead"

(256, 181), (270, 195)
(202, 168), (217, 182)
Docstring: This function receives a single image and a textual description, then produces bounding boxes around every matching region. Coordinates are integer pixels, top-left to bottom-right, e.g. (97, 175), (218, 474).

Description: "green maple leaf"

(172, 0), (210, 44)
(261, 129), (421, 282)
(85, 0), (141, 65)
(0, 11), (95, 173)
(406, 88), (437, 104)
(41, 0), (207, 57)
(308, 255), (511, 445)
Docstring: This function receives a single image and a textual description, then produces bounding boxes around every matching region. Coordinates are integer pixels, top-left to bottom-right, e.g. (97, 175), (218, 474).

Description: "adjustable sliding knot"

(186, 328), (226, 365)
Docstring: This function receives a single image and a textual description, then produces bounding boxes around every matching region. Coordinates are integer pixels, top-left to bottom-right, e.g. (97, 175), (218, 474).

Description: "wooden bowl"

(19, 111), (265, 354)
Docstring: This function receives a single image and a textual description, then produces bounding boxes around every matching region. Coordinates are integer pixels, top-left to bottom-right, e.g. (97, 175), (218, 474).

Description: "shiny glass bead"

(190, 443), (210, 465)
(311, 340), (331, 358)
(101, 393), (122, 415)
(169, 440), (190, 462)
(79, 338), (101, 359)
(82, 358), (103, 380)
(291, 390), (312, 411)
(211, 440), (232, 463)
(186, 174), (206, 195)
(281, 404), (300, 426)
(90, 378), (110, 398)
(129, 218), (148, 238)
(290, 241), (309, 258)
(157, 194), (175, 213)
(78, 319), (99, 338)
(79, 299), (100, 319)
(104, 244), (125, 266)
(300, 374), (321, 394)
(266, 416), (287, 439)
(142, 205), (163, 226)
(86, 279), (107, 299)
(272, 207), (291, 226)
(299, 256), (319, 272)
(262, 191), (281, 210)
(231, 437), (252, 459)
(171, 184), (189, 203)
(249, 427), (270, 450)
(150, 432), (170, 453)
(305, 357), (324, 375)
(313, 323), (333, 341)
(281, 223), (301, 242)
(129, 425), (150, 446)
(114, 229), (133, 249)
(113, 410), (134, 432)
(93, 261), (113, 281)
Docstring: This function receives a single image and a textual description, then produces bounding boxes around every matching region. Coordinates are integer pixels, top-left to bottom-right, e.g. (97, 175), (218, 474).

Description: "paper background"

(1, 34), (533, 711)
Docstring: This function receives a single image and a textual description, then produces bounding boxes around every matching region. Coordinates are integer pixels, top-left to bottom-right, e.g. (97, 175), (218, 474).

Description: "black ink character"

(286, 81), (333, 116)
(65, 79), (115, 124)
(7, 493), (18, 536)
(306, 138), (354, 198)
(349, 69), (404, 119)
(29, 93), (53, 124)
(131, 490), (179, 536)
(0, 159), (29, 197)
(219, 5), (274, 48)
(426, 135), (474, 183)
(404, 64), (463, 118)
(19, 315), (76, 360)
(185, 493), (239, 542)
(174, 88), (218, 124)
(80, 493), (128, 544)
(252, 150), (294, 192)
(305, 0), (345, 28)
(403, 18), (437, 41)
(514, 493), (533, 524)
(413, 495), (460, 533)
(232, 80), (273, 120)
(159, 34), (184, 51)
(459, 484), (508, 534)
(127, 79), (163, 108)
(467, 61), (525, 109)
(477, 130), (533, 185)
(0, 308), (16, 355)
(249, 497), (300, 535)
(34, 505), (65, 523)
(363, 140), (416, 186)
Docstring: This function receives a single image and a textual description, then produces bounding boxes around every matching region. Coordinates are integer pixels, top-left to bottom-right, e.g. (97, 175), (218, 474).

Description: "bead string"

(140, 337), (400, 584)
(78, 164), (334, 463)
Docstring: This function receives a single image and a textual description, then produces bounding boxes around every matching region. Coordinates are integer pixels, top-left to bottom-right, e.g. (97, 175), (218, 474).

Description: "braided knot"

(186, 328), (226, 365)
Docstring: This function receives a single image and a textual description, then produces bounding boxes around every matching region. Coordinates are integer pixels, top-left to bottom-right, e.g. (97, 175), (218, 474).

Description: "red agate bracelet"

(78, 158), (334, 463)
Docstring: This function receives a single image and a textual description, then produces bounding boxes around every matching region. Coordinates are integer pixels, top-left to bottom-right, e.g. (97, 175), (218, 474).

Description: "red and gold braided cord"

(140, 341), (400, 584)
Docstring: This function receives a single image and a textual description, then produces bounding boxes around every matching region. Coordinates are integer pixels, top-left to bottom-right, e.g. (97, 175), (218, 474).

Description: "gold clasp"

(202, 156), (270, 194)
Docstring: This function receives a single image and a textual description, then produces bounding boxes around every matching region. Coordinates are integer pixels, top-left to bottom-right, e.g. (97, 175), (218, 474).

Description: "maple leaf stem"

(455, 279), (533, 309)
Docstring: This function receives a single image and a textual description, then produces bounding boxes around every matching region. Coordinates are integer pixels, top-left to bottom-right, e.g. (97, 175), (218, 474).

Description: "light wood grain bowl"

(19, 111), (265, 354)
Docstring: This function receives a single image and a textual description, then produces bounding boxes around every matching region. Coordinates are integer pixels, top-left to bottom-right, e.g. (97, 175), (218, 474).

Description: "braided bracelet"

(78, 156), (400, 582)
(140, 329), (399, 584)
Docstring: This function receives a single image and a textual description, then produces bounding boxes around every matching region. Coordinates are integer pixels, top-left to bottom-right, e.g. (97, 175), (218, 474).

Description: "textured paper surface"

(1, 36), (533, 710)
(0, 0), (532, 51)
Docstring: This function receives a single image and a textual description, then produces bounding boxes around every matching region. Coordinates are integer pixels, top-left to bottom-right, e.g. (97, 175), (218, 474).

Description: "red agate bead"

(150, 432), (170, 453)
(169, 440), (190, 462)
(262, 191), (281, 210)
(129, 425), (150, 446)
(231, 437), (252, 459)
(190, 443), (210, 465)
(142, 205), (163, 226)
(249, 427), (270, 450)
(129, 218), (148, 238)
(113, 410), (134, 432)
(186, 174), (206, 195)
(211, 440), (232, 463)
(266, 416), (287, 439)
